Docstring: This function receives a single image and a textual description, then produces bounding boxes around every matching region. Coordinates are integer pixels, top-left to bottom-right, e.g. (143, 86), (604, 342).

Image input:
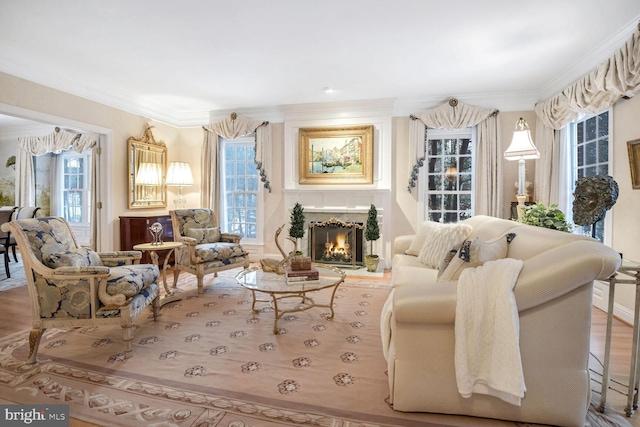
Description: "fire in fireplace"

(308, 218), (364, 268)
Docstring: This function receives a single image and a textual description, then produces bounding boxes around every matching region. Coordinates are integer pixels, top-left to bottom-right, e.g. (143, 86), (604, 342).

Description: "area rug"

(0, 254), (26, 292)
(0, 271), (632, 427)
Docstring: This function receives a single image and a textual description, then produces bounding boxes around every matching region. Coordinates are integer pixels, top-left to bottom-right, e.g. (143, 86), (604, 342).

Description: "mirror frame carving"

(127, 126), (167, 209)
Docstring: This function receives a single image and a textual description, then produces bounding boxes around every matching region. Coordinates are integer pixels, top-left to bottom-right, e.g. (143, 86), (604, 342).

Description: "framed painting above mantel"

(298, 125), (373, 185)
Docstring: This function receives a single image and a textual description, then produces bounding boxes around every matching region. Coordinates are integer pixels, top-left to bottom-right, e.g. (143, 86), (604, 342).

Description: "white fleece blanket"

(454, 258), (526, 406)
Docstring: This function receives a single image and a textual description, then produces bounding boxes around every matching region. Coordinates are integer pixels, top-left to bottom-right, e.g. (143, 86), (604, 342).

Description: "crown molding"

(537, 15), (640, 102)
(392, 91), (540, 117)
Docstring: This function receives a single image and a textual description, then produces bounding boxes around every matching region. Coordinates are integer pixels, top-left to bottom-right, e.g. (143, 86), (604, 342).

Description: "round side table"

(133, 241), (183, 307)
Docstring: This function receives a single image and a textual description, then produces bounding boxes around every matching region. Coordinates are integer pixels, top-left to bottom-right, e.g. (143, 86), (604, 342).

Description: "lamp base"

(516, 194), (526, 218)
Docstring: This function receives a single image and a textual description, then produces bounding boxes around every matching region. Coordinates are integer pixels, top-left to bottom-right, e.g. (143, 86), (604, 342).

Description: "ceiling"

(1, 0), (640, 127)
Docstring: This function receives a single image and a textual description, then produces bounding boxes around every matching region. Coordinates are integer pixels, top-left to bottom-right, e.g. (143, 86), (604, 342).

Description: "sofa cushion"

(405, 221), (440, 256)
(438, 233), (516, 282)
(185, 227), (221, 244)
(195, 242), (246, 262)
(43, 247), (103, 269)
(417, 223), (472, 269)
(106, 264), (159, 297)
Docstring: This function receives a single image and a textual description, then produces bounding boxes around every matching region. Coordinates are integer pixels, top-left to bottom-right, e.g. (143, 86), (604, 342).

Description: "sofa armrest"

(394, 235), (415, 257)
(221, 233), (242, 243)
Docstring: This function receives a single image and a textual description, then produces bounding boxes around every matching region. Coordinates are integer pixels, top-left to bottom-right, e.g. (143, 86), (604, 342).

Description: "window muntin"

(220, 137), (261, 242)
(62, 151), (91, 226)
(571, 110), (611, 242)
(424, 129), (474, 223)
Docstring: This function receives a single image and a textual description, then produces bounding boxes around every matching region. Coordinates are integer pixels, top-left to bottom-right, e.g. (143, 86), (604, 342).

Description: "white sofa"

(382, 214), (621, 426)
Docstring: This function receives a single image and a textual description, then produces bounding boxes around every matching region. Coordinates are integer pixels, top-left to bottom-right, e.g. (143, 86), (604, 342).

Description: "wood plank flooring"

(0, 275), (637, 426)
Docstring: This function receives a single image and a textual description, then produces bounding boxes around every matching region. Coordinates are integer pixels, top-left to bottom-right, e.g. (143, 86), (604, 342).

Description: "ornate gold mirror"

(127, 126), (167, 208)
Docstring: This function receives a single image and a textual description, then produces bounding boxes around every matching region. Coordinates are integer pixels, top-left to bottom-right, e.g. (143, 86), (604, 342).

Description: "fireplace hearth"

(308, 218), (364, 269)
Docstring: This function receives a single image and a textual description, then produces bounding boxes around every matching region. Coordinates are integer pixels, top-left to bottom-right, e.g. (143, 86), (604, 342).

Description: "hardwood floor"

(0, 276), (637, 426)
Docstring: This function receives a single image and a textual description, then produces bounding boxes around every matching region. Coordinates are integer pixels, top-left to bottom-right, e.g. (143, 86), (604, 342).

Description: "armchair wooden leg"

(151, 295), (160, 321)
(173, 268), (180, 289)
(121, 323), (134, 359)
(27, 328), (46, 365)
(197, 275), (204, 294)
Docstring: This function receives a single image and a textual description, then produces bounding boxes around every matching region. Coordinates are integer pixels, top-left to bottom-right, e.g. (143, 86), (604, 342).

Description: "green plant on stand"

(517, 203), (572, 232)
(289, 202), (306, 254)
(364, 204), (380, 272)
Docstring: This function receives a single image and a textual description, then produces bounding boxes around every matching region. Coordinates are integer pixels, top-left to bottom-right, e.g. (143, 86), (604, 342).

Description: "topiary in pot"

(364, 204), (380, 271)
(288, 202), (305, 254)
(517, 203), (572, 232)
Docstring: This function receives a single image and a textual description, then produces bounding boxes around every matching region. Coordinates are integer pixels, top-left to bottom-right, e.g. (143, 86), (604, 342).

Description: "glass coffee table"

(235, 263), (346, 334)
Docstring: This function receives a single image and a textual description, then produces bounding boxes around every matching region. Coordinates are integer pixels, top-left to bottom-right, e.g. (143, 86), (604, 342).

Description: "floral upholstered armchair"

(170, 208), (250, 294)
(1, 217), (160, 364)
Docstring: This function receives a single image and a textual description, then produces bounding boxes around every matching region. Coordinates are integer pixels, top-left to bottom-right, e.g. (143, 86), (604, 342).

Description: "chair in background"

(0, 210), (15, 278)
(170, 208), (250, 294)
(5, 207), (41, 262)
(1, 217), (160, 364)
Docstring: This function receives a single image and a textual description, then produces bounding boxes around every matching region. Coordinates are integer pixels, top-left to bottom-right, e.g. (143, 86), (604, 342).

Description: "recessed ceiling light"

(323, 87), (334, 93)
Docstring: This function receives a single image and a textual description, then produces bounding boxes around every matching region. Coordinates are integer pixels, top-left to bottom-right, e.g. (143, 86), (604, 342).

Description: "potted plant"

(288, 202), (306, 254)
(517, 203), (572, 232)
(364, 204), (380, 272)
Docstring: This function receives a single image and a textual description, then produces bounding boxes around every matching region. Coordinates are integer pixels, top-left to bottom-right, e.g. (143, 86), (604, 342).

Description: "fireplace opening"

(308, 218), (364, 269)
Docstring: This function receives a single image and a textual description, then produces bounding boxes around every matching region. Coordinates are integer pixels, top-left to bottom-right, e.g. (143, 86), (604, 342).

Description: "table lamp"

(504, 118), (540, 218)
(166, 161), (194, 208)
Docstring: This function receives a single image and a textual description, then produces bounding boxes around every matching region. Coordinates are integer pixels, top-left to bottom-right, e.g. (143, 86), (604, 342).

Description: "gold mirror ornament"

(127, 126), (167, 208)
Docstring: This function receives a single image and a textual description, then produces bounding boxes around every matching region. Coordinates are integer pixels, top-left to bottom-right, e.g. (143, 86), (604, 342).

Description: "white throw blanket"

(454, 258), (526, 406)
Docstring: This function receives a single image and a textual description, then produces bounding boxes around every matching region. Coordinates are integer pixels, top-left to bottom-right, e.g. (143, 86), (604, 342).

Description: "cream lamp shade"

(166, 161), (194, 208)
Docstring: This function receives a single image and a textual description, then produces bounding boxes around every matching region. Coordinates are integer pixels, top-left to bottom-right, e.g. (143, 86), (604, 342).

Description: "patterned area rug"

(0, 270), (632, 427)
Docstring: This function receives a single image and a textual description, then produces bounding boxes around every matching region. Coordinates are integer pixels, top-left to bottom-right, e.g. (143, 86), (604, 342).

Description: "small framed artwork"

(298, 125), (374, 185)
(627, 138), (640, 189)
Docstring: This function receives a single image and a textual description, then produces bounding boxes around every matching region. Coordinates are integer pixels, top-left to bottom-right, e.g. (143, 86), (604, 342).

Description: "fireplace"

(308, 218), (364, 269)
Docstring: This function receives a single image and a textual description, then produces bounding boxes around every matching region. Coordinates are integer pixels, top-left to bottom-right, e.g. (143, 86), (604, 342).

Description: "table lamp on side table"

(504, 117), (540, 218)
(166, 161), (194, 209)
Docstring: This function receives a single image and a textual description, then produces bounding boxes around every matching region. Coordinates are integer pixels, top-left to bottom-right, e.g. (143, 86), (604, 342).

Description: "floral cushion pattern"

(106, 264), (159, 298)
(173, 209), (216, 236)
(43, 247), (103, 269)
(185, 227), (221, 244)
(194, 242), (246, 262)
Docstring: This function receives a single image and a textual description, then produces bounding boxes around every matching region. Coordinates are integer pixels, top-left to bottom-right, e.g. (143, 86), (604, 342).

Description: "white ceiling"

(1, 0), (640, 127)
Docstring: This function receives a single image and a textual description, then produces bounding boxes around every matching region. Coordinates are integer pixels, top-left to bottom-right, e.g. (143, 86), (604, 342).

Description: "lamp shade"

(166, 162), (194, 186)
(135, 162), (162, 186)
(504, 118), (540, 160)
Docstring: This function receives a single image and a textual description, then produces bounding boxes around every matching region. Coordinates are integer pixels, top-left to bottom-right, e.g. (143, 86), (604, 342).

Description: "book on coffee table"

(285, 266), (319, 282)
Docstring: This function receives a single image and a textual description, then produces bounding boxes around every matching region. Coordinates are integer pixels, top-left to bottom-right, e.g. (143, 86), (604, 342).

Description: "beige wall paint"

(2, 70), (640, 312)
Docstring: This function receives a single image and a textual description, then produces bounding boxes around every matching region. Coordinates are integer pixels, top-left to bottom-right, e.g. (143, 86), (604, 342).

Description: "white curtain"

(16, 128), (98, 206)
(534, 23), (640, 205)
(203, 113), (271, 211)
(410, 99), (500, 216)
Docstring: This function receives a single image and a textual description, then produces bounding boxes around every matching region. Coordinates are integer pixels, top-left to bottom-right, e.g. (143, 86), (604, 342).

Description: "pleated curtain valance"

(203, 113), (271, 193)
(409, 99), (501, 217)
(534, 21), (640, 206)
(16, 128), (98, 207)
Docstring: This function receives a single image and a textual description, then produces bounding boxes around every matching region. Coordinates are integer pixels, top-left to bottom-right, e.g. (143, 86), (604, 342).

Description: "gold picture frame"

(628, 138), (640, 189)
(298, 125), (374, 185)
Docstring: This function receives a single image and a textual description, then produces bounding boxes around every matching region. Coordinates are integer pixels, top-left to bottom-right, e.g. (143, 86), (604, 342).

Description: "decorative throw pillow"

(417, 223), (473, 269)
(44, 247), (103, 269)
(405, 221), (441, 256)
(438, 233), (516, 282)
(185, 227), (221, 244)
(438, 248), (459, 277)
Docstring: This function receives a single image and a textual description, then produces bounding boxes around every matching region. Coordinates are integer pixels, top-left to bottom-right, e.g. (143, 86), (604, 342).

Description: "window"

(421, 128), (475, 223)
(61, 150), (91, 226)
(220, 136), (262, 242)
(570, 109), (611, 242)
